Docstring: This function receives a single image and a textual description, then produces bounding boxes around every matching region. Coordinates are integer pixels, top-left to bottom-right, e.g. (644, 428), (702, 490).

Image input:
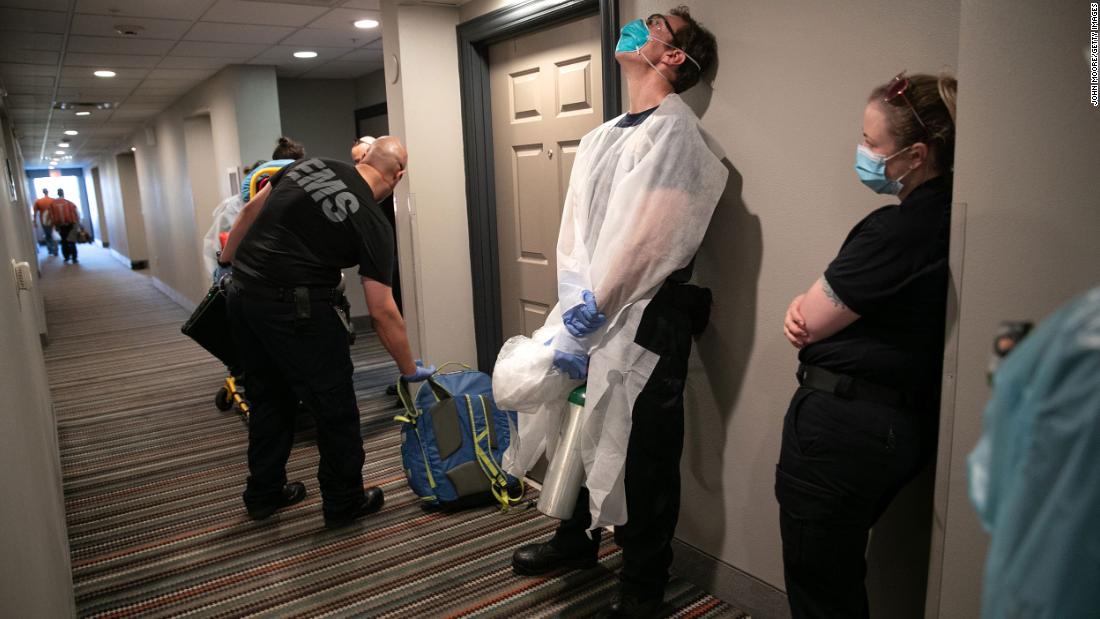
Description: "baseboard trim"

(107, 248), (148, 270)
(108, 248), (129, 267)
(671, 539), (790, 619)
(151, 277), (197, 313)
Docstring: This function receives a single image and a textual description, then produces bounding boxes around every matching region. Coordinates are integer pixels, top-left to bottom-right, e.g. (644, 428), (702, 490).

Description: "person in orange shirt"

(51, 188), (81, 264)
(34, 188), (58, 257)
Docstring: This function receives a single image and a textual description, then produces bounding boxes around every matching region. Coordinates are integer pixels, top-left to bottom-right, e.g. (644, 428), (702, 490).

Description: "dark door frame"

(353, 101), (388, 137)
(458, 0), (621, 371)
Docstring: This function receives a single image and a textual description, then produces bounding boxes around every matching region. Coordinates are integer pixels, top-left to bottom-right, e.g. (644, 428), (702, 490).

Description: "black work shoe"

(246, 482), (307, 520)
(595, 590), (664, 618)
(323, 486), (385, 529)
(511, 541), (599, 576)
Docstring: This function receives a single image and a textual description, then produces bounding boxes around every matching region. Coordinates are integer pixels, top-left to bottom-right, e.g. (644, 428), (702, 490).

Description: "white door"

(490, 14), (604, 339)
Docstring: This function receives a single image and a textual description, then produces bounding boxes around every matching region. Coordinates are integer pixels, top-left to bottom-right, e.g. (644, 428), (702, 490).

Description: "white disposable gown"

(500, 93), (727, 529)
(201, 194), (243, 276)
(968, 285), (1100, 618)
(201, 159), (295, 276)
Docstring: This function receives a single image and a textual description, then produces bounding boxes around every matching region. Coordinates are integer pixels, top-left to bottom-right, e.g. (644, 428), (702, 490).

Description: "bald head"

(363, 135), (407, 177)
(356, 135), (407, 200)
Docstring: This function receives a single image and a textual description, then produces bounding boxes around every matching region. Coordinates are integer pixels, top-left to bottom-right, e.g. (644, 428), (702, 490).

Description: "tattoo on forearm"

(820, 277), (847, 310)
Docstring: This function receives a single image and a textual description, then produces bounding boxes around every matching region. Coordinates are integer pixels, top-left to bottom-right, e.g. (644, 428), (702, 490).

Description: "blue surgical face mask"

(854, 144), (912, 195)
(616, 19), (651, 53)
(616, 18), (701, 71)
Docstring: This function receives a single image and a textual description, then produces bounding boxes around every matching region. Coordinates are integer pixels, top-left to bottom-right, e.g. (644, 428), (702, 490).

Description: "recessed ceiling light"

(75, 111), (91, 116)
(130, 147), (136, 152)
(93, 70), (116, 78)
(58, 142), (70, 148)
(54, 150), (65, 155)
(354, 19), (379, 29)
(64, 130), (78, 136)
(114, 24), (145, 36)
(293, 50), (318, 59)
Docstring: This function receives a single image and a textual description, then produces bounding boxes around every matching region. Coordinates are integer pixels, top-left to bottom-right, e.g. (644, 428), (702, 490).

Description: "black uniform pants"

(774, 386), (931, 619)
(57, 224), (77, 261)
(227, 286), (365, 515)
(549, 283), (697, 600)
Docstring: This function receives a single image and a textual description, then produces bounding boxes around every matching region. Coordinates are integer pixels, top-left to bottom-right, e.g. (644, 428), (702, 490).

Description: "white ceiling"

(0, 0), (407, 166)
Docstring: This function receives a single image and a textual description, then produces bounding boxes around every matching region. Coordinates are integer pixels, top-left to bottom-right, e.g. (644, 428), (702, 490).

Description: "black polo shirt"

(232, 158), (394, 290)
(799, 175), (953, 405)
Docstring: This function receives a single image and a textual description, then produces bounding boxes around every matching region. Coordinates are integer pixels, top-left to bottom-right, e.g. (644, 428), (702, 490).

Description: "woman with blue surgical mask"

(776, 72), (958, 619)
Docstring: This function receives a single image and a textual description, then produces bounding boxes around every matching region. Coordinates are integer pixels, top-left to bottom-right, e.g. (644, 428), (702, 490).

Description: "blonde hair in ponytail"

(870, 70), (958, 173)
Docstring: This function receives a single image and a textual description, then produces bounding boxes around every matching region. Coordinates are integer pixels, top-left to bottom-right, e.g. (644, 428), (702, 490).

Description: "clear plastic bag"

(492, 326), (579, 412)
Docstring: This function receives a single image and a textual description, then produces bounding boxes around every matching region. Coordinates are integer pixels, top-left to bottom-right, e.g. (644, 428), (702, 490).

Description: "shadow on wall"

(680, 158), (763, 556)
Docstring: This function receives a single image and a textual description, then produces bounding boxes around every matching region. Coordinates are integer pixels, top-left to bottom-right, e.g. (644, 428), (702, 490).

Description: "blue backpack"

(395, 365), (525, 510)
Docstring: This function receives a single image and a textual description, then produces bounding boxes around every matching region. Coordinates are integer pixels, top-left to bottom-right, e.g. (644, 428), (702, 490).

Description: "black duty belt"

(796, 363), (910, 409)
(233, 280), (341, 304)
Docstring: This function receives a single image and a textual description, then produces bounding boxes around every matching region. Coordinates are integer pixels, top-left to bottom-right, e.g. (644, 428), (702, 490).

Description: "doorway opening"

(26, 168), (94, 245)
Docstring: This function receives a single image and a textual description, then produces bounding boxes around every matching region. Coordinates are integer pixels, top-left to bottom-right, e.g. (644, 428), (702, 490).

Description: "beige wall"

(116, 152), (150, 265)
(184, 114), (221, 278)
(0, 111), (75, 618)
(382, 1), (478, 367)
(84, 166), (109, 247)
(278, 78), (359, 161)
(2, 114), (48, 337)
(93, 151), (144, 265)
(459, 0), (518, 22)
(355, 69), (387, 108)
(930, 1), (1100, 616)
(98, 156), (126, 259)
(607, 3), (960, 613)
(440, 4), (960, 611)
(113, 65), (281, 306)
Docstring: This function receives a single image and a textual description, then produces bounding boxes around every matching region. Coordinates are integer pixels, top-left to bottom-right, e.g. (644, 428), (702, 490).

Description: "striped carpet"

(40, 245), (745, 618)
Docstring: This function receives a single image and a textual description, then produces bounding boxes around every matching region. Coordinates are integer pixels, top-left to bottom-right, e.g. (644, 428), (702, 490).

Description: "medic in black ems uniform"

(219, 137), (434, 528)
(777, 72), (959, 619)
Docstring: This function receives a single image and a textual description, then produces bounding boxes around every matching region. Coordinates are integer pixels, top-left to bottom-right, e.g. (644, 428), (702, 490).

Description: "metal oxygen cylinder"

(537, 386), (587, 519)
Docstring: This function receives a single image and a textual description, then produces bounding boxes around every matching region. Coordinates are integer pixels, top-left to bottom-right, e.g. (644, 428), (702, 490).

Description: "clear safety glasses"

(645, 14), (701, 70)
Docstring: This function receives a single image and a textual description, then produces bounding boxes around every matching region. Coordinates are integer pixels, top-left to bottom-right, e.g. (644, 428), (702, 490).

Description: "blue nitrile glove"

(213, 263), (232, 284)
(562, 290), (606, 337)
(552, 349), (589, 380)
(402, 359), (436, 382)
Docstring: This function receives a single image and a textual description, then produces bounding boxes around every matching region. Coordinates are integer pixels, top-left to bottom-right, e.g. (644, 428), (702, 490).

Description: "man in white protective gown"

(505, 7), (727, 617)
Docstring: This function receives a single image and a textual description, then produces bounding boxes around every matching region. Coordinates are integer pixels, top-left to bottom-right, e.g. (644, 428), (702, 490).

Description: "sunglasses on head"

(884, 71), (929, 135)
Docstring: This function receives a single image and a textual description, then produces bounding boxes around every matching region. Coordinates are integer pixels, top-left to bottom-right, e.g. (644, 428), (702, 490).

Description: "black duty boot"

(323, 486), (385, 529)
(596, 589), (664, 619)
(246, 482), (307, 520)
(511, 540), (599, 575)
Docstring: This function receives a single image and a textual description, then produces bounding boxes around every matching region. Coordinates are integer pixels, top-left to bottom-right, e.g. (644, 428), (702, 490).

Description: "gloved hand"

(401, 359), (436, 382)
(552, 349), (589, 380)
(213, 263), (232, 285)
(562, 290), (606, 337)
